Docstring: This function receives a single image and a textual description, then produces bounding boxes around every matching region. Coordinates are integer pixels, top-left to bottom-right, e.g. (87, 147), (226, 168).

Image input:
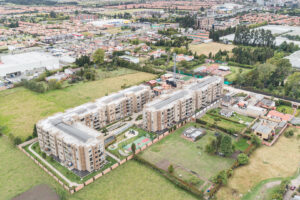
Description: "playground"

(124, 136), (152, 152)
(107, 127), (155, 159)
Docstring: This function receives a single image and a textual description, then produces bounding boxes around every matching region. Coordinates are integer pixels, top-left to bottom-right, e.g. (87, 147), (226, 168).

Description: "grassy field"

(0, 72), (156, 140)
(190, 42), (235, 56)
(139, 123), (235, 186)
(225, 66), (252, 82)
(276, 105), (294, 115)
(0, 136), (199, 200)
(208, 108), (254, 124)
(216, 128), (300, 200)
(200, 114), (247, 133)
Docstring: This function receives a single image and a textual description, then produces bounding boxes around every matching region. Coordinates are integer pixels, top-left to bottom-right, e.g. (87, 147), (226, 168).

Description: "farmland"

(0, 71), (156, 140)
(190, 42), (235, 56)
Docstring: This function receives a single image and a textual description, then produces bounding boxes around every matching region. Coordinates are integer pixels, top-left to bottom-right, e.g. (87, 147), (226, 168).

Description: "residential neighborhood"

(0, 0), (300, 200)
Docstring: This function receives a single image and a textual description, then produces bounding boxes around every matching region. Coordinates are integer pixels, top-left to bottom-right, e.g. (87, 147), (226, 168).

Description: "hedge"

(227, 61), (254, 69)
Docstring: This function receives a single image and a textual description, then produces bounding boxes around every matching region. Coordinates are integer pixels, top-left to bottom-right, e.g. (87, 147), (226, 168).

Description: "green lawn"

(225, 66), (251, 82)
(234, 138), (250, 152)
(208, 108), (254, 124)
(276, 105), (294, 115)
(0, 72), (156, 140)
(201, 113), (247, 133)
(25, 142), (117, 184)
(0, 136), (198, 200)
(139, 123), (235, 182)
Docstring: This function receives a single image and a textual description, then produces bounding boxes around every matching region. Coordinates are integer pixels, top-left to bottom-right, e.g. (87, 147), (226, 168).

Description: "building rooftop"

(152, 90), (188, 109)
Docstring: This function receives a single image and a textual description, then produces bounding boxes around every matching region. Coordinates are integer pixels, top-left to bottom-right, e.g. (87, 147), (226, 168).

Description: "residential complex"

(143, 76), (223, 133)
(37, 85), (151, 173)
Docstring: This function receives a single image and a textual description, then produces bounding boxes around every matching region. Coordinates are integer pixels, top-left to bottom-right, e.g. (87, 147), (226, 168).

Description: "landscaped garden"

(139, 122), (236, 191)
(107, 126), (156, 160)
(24, 142), (118, 184)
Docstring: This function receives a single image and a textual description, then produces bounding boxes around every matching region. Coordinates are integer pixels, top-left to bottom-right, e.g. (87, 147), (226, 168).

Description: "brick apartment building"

(37, 85), (151, 173)
(143, 76), (223, 133)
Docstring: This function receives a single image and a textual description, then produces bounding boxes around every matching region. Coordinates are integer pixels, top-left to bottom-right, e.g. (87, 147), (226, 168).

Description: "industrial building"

(143, 76), (223, 133)
(37, 85), (151, 174)
(0, 52), (60, 80)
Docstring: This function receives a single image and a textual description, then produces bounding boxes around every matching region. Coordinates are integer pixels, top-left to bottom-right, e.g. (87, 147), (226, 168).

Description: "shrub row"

(227, 61), (254, 69)
(195, 119), (239, 135)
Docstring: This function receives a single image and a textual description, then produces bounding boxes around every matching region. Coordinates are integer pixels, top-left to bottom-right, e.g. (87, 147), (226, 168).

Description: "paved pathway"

(28, 142), (80, 187)
(105, 150), (121, 162)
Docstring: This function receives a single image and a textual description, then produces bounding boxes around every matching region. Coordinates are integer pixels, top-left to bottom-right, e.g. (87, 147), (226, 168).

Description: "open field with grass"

(190, 42), (235, 56)
(0, 72), (156, 140)
(225, 66), (252, 82)
(200, 113), (247, 133)
(276, 105), (294, 115)
(139, 123), (235, 188)
(0, 136), (61, 200)
(208, 108), (254, 124)
(217, 128), (300, 200)
(0, 136), (198, 200)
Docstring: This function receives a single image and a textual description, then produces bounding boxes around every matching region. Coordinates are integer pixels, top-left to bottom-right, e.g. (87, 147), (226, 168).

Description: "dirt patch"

(156, 159), (170, 171)
(12, 184), (59, 200)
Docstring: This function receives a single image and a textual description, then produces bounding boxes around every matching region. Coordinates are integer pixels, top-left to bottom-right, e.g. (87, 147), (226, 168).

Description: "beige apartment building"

(143, 76), (223, 132)
(37, 85), (151, 173)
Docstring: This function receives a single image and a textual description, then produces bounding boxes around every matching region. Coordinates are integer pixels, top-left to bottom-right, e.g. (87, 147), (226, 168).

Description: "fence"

(18, 117), (192, 194)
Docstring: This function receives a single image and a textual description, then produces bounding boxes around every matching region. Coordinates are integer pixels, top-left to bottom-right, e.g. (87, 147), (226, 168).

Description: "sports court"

(124, 136), (151, 152)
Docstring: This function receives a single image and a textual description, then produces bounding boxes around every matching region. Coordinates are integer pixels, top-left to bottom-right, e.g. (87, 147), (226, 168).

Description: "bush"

(168, 164), (174, 174)
(42, 152), (46, 159)
(13, 137), (22, 145)
(284, 130), (294, 138)
(237, 153), (249, 165)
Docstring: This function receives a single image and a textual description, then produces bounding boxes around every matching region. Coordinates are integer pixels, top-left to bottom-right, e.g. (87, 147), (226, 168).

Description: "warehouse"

(0, 52), (60, 79)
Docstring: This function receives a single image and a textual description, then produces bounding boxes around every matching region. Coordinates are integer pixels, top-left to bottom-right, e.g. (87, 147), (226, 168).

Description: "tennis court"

(124, 136), (151, 152)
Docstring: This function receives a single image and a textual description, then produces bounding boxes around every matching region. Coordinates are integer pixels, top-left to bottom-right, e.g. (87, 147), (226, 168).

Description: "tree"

(33, 124), (37, 137)
(220, 135), (233, 157)
(50, 11), (57, 18)
(284, 130), (294, 138)
(75, 55), (91, 67)
(13, 137), (22, 145)
(92, 49), (105, 66)
(237, 153), (249, 165)
(102, 127), (108, 136)
(168, 164), (174, 174)
(212, 170), (228, 185)
(251, 135), (261, 147)
(42, 152), (47, 159)
(131, 143), (136, 154)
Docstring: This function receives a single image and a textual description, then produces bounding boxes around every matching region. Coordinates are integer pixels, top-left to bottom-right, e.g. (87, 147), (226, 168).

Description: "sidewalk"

(28, 142), (80, 187)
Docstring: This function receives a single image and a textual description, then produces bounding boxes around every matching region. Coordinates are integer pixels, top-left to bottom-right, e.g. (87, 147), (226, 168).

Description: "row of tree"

(233, 26), (275, 47)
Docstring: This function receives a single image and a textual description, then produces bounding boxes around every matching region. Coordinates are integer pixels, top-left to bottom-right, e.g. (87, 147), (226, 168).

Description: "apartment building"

(37, 113), (106, 173)
(37, 85), (151, 173)
(186, 76), (223, 110)
(143, 76), (223, 133)
(196, 17), (215, 30)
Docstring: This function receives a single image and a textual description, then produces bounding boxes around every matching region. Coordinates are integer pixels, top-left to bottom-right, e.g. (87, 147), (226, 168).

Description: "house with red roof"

(267, 110), (293, 122)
